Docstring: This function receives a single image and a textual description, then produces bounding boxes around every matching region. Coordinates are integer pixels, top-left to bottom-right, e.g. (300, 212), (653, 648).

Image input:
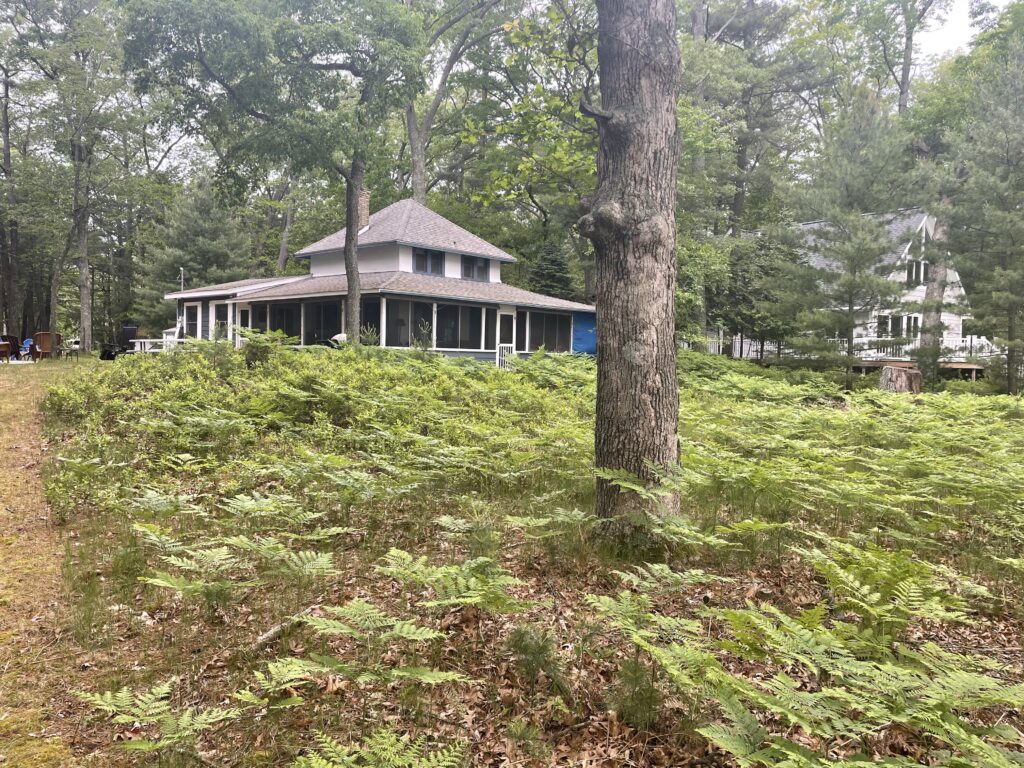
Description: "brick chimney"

(358, 187), (371, 229)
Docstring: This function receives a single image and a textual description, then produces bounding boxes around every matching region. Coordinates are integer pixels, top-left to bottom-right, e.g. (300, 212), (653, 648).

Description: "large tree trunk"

(77, 216), (91, 352)
(579, 0), (681, 530)
(342, 156), (365, 343)
(405, 104), (428, 204)
(0, 68), (19, 336)
(918, 223), (948, 388)
(898, 27), (913, 115)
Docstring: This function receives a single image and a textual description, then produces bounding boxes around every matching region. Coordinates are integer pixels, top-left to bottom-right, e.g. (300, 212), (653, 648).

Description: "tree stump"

(879, 366), (922, 394)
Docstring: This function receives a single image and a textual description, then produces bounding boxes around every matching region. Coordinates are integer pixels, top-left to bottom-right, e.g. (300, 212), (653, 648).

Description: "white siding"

(489, 260), (502, 283)
(398, 244), (413, 272)
(310, 243), (400, 276)
(444, 252), (462, 279)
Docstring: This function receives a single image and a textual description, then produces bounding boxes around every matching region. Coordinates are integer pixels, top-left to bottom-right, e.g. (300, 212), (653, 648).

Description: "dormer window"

(413, 247), (444, 275)
(906, 259), (929, 287)
(461, 255), (489, 281)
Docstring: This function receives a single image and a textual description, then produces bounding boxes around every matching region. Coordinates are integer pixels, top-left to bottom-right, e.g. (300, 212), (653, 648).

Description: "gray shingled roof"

(295, 199), (516, 263)
(798, 209), (928, 272)
(241, 271), (595, 313)
(165, 276), (304, 300)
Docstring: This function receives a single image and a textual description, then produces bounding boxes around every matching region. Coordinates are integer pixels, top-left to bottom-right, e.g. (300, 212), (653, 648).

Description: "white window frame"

(183, 301), (202, 339)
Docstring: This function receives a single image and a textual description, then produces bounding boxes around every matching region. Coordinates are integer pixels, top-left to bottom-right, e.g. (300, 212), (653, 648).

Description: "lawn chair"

(32, 332), (60, 360)
(0, 335), (18, 361)
(19, 338), (33, 360)
(0, 341), (10, 362)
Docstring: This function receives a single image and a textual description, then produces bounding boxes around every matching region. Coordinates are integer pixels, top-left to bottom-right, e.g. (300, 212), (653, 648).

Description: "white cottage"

(165, 196), (596, 364)
(801, 209), (998, 373)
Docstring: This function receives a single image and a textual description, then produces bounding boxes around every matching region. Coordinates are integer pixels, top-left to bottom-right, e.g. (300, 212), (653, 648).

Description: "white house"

(723, 210), (998, 374)
(165, 195), (596, 364)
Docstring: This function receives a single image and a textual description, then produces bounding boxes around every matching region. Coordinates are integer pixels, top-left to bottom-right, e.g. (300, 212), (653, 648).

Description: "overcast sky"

(917, 0), (1012, 58)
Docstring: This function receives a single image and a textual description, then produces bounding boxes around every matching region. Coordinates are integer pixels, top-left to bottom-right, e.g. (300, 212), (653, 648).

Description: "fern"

(293, 729), (464, 768)
(301, 599), (442, 644)
(377, 549), (531, 613)
(77, 680), (239, 753)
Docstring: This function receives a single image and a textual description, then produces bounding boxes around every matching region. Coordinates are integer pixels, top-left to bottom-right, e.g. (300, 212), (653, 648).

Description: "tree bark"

(1008, 309), (1021, 396)
(918, 220), (948, 388)
(898, 27), (913, 115)
(277, 198), (294, 271)
(405, 103), (428, 204)
(342, 156), (365, 343)
(579, 0), (681, 530)
(0, 66), (19, 336)
(880, 365), (922, 393)
(77, 215), (91, 352)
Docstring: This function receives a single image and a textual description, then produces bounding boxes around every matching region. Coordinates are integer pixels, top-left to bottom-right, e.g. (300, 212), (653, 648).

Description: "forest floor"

(0, 361), (86, 767)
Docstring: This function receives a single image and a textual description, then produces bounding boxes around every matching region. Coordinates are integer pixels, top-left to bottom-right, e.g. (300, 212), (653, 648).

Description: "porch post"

(431, 303), (437, 350)
(525, 311), (531, 353)
(479, 306), (486, 350)
(380, 297), (388, 347)
(299, 301), (306, 346)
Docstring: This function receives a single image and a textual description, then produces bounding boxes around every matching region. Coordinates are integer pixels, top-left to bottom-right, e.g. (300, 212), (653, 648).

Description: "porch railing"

(496, 343), (516, 370)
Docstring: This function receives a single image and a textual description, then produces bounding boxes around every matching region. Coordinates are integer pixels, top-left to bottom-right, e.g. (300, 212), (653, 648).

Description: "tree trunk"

(405, 104), (428, 204)
(898, 28), (913, 115)
(342, 156), (365, 343)
(0, 68), (19, 336)
(77, 216), (92, 352)
(845, 314), (855, 391)
(579, 0), (681, 530)
(1008, 309), (1020, 396)
(880, 365), (922, 394)
(277, 199), (294, 270)
(918, 224), (948, 388)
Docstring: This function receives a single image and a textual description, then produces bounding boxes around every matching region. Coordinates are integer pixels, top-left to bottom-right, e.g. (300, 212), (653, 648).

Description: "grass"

(0, 359), (95, 767)
(34, 342), (1024, 765)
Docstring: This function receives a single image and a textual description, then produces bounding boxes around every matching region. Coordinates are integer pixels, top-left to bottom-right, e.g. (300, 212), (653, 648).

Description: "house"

(165, 195), (596, 363)
(723, 210), (998, 374)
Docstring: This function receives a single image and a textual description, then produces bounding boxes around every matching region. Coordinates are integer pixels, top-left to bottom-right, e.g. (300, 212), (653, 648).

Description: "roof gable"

(295, 199), (516, 263)
(798, 209), (930, 273)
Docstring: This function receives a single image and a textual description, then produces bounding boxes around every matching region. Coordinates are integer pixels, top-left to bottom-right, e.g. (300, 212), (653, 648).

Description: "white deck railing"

(690, 333), (1002, 363)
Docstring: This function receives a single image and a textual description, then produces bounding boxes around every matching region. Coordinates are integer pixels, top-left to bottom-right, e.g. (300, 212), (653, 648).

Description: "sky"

(917, 0), (1012, 58)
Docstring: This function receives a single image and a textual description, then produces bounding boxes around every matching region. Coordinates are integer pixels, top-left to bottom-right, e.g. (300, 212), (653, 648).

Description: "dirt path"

(0, 363), (80, 766)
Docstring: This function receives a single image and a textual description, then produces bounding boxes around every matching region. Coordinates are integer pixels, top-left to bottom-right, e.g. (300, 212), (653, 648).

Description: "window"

(412, 302), (433, 345)
(485, 308), (497, 350)
(436, 304), (459, 348)
(413, 248), (444, 275)
(254, 304), (268, 331)
(908, 315), (920, 337)
(306, 301), (341, 345)
(877, 315), (890, 337)
(269, 304), (300, 339)
(459, 306), (482, 349)
(461, 255), (489, 281)
(515, 312), (527, 352)
(435, 303), (485, 349)
(184, 304), (199, 338)
(361, 298), (381, 341)
(524, 312), (571, 353)
(906, 259), (929, 287)
(386, 299), (411, 347)
(213, 303), (229, 339)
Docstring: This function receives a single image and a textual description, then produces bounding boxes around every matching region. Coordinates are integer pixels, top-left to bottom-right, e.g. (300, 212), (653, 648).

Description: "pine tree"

(135, 180), (252, 332)
(800, 94), (910, 389)
(529, 240), (576, 300)
(942, 19), (1024, 394)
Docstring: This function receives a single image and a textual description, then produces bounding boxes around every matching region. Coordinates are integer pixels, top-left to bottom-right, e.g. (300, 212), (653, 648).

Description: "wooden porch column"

(431, 303), (437, 349)
(299, 301), (306, 346)
(380, 297), (388, 347)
